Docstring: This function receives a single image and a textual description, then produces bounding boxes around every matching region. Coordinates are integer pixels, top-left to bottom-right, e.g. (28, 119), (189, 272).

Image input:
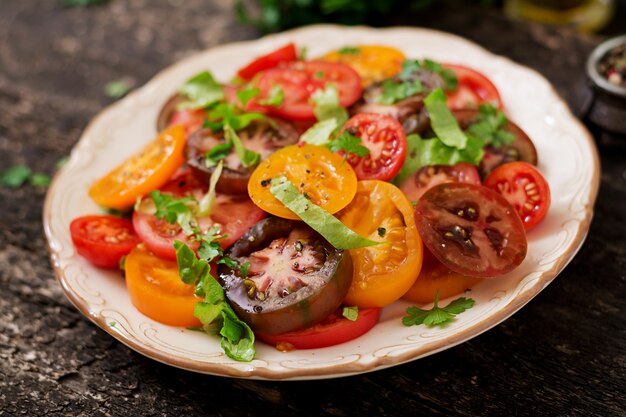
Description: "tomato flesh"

(443, 64), (502, 110)
(257, 307), (380, 350)
(414, 183), (527, 278)
(237, 43), (298, 80)
(483, 161), (551, 230)
(70, 215), (141, 268)
(321, 45), (406, 86)
(339, 113), (408, 181)
(399, 162), (480, 204)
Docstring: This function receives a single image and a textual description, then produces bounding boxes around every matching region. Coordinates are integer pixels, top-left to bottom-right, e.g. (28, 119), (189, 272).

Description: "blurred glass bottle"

(504, 0), (615, 32)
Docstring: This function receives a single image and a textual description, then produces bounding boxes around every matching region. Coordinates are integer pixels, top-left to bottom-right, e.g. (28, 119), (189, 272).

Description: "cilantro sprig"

(328, 131), (369, 160)
(402, 290), (475, 327)
(466, 104), (515, 148)
(178, 71), (225, 110)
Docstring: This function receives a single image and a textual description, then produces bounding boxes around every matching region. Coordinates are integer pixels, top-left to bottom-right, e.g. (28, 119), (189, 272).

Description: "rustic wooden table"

(1, 1), (624, 416)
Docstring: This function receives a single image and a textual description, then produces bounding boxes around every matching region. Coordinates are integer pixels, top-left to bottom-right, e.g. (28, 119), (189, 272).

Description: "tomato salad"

(71, 43), (551, 362)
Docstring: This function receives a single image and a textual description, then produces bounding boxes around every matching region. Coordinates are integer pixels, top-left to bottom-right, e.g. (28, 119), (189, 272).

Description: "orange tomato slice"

(88, 125), (186, 210)
(248, 144), (358, 220)
(337, 180), (423, 308)
(321, 45), (406, 87)
(125, 244), (201, 327)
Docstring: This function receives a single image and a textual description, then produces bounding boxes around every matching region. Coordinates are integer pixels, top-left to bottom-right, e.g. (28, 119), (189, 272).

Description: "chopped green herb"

(329, 131), (370, 159)
(197, 161), (223, 217)
(197, 226), (226, 262)
(314, 71), (325, 79)
(109, 321), (116, 327)
(378, 78), (424, 105)
(204, 142), (233, 168)
(424, 88), (467, 149)
(377, 227), (386, 237)
(399, 59), (457, 91)
(217, 256), (239, 268)
(178, 71), (224, 110)
(300, 118), (339, 146)
(402, 290), (475, 327)
(466, 104), (515, 148)
(269, 176), (381, 250)
(311, 85), (349, 126)
(1, 165), (32, 188)
(204, 102), (265, 132)
(338, 46), (360, 55)
(258, 85), (284, 106)
(224, 124), (261, 168)
(55, 156), (69, 169)
(105, 80), (130, 99)
(236, 86), (260, 107)
(149, 191), (197, 236)
(298, 46), (308, 60)
(239, 261), (251, 279)
(342, 306), (359, 321)
(29, 173), (51, 187)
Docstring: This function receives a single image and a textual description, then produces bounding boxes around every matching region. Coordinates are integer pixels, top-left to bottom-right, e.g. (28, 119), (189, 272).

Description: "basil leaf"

(178, 71), (224, 110)
(269, 176), (381, 250)
(424, 89), (467, 149)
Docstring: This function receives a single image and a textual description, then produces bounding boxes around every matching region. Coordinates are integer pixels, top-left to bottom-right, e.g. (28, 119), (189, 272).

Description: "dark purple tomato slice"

(399, 162), (480, 204)
(156, 94), (207, 135)
(218, 217), (353, 335)
(414, 182), (527, 278)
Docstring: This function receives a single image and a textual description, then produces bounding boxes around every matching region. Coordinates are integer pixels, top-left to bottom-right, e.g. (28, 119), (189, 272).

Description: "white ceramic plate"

(43, 25), (599, 380)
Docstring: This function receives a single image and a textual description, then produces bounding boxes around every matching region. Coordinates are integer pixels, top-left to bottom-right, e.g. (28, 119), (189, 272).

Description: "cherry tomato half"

(483, 162), (551, 230)
(248, 144), (358, 220)
(125, 244), (202, 327)
(237, 43), (298, 80)
(337, 180), (423, 308)
(399, 162), (480, 204)
(321, 45), (406, 87)
(88, 125), (186, 210)
(255, 61), (362, 121)
(70, 215), (141, 268)
(414, 183), (527, 278)
(339, 113), (408, 181)
(257, 307), (380, 350)
(443, 64), (502, 110)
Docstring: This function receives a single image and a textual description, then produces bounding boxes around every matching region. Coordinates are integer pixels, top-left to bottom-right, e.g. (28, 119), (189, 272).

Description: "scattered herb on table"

(105, 80), (131, 99)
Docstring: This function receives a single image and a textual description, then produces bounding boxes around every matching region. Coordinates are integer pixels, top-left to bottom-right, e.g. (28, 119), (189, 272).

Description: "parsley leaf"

(178, 71), (224, 110)
(236, 86), (260, 107)
(224, 124), (261, 168)
(342, 306), (359, 321)
(466, 104), (515, 148)
(338, 46), (360, 55)
(329, 131), (369, 159)
(378, 78), (424, 105)
(197, 228), (225, 262)
(149, 191), (197, 236)
(204, 142), (232, 168)
(105, 80), (130, 98)
(204, 102), (265, 132)
(399, 59), (458, 91)
(1, 165), (31, 188)
(402, 289), (475, 327)
(217, 256), (239, 268)
(29, 173), (51, 187)
(239, 261), (251, 279)
(258, 85), (284, 106)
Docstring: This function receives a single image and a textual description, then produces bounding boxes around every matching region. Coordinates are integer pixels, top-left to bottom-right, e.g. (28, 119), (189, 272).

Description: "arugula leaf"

(328, 131), (369, 159)
(269, 176), (381, 250)
(258, 85), (284, 106)
(149, 191), (197, 236)
(424, 89), (467, 149)
(466, 104), (515, 148)
(311, 85), (349, 125)
(224, 124), (261, 168)
(178, 71), (224, 110)
(299, 118), (339, 146)
(342, 306), (359, 321)
(402, 289), (475, 327)
(1, 165), (32, 188)
(338, 46), (360, 55)
(236, 86), (260, 107)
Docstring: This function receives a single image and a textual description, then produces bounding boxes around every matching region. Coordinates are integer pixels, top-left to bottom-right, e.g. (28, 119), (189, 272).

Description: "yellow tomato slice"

(125, 244), (201, 327)
(248, 144), (358, 220)
(88, 125), (186, 210)
(337, 180), (423, 308)
(321, 45), (406, 86)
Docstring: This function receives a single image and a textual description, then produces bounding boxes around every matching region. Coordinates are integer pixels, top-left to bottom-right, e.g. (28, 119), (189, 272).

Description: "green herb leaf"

(239, 261), (251, 279)
(1, 165), (32, 188)
(29, 173), (51, 187)
(149, 191), (197, 236)
(399, 59), (458, 91)
(105, 80), (130, 99)
(269, 176), (381, 250)
(174, 240), (211, 285)
(217, 256), (239, 268)
(328, 131), (370, 158)
(402, 290), (475, 327)
(299, 118), (339, 146)
(342, 306), (359, 321)
(466, 104), (515, 148)
(258, 85), (285, 106)
(424, 88), (467, 149)
(224, 124), (261, 168)
(205, 142), (233, 168)
(55, 156), (69, 169)
(298, 46), (308, 60)
(378, 78), (424, 105)
(236, 86), (260, 107)
(197, 161), (224, 217)
(338, 46), (360, 55)
(311, 85), (349, 125)
(178, 71), (224, 110)
(196, 225), (226, 262)
(205, 102), (265, 132)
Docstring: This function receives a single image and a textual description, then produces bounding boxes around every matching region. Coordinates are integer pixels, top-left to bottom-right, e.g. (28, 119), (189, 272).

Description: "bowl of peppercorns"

(586, 34), (626, 135)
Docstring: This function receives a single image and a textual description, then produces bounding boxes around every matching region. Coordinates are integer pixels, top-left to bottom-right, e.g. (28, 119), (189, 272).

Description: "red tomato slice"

(237, 43), (298, 80)
(483, 161), (551, 230)
(399, 162), (480, 204)
(339, 113), (407, 181)
(168, 108), (207, 135)
(414, 183), (527, 278)
(257, 307), (380, 350)
(256, 61), (362, 121)
(70, 215), (141, 268)
(443, 64), (502, 110)
(133, 171), (265, 260)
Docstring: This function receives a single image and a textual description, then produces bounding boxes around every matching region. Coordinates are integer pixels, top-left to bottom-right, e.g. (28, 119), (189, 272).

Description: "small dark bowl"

(585, 35), (626, 135)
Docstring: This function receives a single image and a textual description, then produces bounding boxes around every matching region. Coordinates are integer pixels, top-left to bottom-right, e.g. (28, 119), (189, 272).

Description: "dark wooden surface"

(1, 1), (625, 416)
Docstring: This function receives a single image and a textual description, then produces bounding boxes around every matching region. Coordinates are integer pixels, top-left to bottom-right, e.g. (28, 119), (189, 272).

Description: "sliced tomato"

(257, 307), (380, 350)
(321, 45), (406, 86)
(168, 108), (207, 135)
(399, 162), (480, 204)
(337, 181), (423, 308)
(483, 161), (551, 230)
(88, 125), (186, 210)
(339, 113), (407, 181)
(125, 244), (202, 327)
(255, 61), (362, 121)
(402, 249), (482, 303)
(133, 171), (265, 260)
(237, 43), (298, 80)
(414, 183), (527, 278)
(70, 215), (141, 268)
(443, 64), (502, 110)
(248, 144), (358, 220)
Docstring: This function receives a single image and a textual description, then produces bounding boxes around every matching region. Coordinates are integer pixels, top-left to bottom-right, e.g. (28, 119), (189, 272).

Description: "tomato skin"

(124, 244), (201, 327)
(415, 183), (527, 278)
(337, 180), (423, 308)
(248, 144), (358, 220)
(443, 64), (502, 110)
(399, 162), (481, 204)
(256, 61), (362, 121)
(237, 43), (298, 80)
(168, 108), (207, 135)
(321, 45), (406, 86)
(88, 125), (186, 210)
(70, 215), (141, 268)
(483, 161), (551, 230)
(339, 113), (408, 181)
(257, 307), (380, 350)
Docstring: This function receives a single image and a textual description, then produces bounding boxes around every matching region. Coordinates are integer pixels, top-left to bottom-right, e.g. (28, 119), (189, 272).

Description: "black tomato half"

(218, 217), (353, 335)
(399, 162), (480, 204)
(185, 118), (299, 194)
(414, 183), (527, 278)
